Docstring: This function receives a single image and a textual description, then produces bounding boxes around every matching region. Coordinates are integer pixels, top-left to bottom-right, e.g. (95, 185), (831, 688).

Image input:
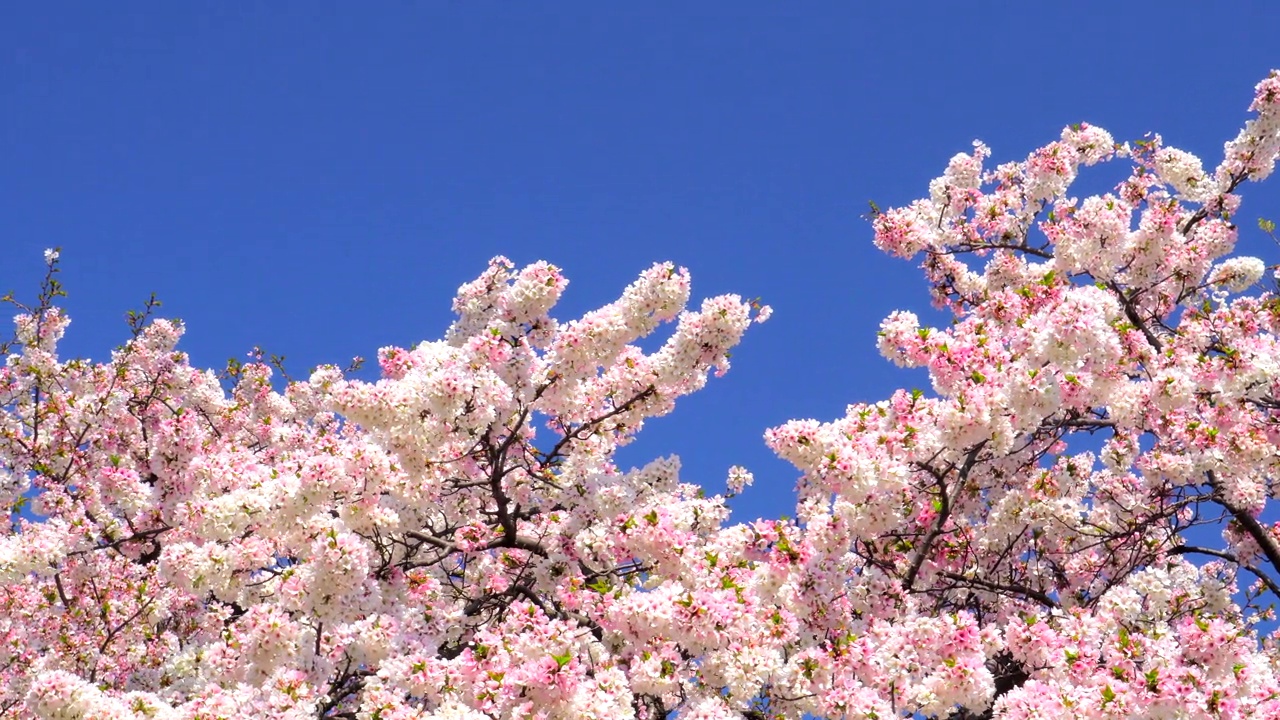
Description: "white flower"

(1210, 256), (1266, 292)
(726, 466), (754, 494)
(1154, 147), (1212, 200)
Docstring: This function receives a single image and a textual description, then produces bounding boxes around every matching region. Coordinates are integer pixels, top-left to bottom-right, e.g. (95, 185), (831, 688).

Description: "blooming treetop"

(1, 70), (1279, 720)
(758, 70), (1280, 719)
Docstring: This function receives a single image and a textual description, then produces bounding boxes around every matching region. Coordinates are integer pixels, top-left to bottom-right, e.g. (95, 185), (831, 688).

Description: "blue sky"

(4, 3), (1280, 525)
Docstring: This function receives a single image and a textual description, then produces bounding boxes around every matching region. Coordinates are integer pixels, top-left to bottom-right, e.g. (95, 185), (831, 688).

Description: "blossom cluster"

(761, 69), (1280, 718)
(0, 252), (776, 719)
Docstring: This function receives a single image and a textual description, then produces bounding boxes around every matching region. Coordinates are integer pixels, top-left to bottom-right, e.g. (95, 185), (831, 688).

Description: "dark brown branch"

(66, 525), (170, 560)
(1209, 471), (1280, 587)
(543, 385), (657, 463)
(1108, 281), (1163, 353)
(937, 570), (1060, 609)
(1180, 171), (1248, 236)
(90, 598), (154, 682)
(904, 443), (984, 591)
(1169, 544), (1280, 598)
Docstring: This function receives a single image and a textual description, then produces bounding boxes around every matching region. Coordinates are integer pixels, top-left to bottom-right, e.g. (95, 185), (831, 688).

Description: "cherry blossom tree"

(1, 69), (1279, 720)
(755, 70), (1280, 719)
(1, 252), (778, 720)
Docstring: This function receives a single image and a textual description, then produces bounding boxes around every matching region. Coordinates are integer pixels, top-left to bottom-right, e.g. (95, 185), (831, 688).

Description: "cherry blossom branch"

(1169, 544), (1280, 598)
(904, 443), (985, 592)
(542, 385), (657, 463)
(1107, 280), (1164, 353)
(936, 570), (1060, 609)
(1209, 472), (1280, 598)
(90, 597), (154, 682)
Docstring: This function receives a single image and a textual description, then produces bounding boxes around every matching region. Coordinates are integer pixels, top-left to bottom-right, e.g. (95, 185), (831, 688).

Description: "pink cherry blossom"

(2, 70), (1280, 720)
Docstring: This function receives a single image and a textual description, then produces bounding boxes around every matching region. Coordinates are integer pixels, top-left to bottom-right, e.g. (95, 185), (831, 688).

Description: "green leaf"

(551, 651), (571, 669)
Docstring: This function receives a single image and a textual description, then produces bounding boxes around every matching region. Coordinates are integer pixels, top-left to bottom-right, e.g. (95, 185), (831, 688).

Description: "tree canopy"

(3, 70), (1280, 720)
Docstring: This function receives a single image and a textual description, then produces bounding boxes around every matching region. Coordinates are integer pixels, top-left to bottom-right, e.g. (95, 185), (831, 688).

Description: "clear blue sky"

(4, 3), (1280, 524)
